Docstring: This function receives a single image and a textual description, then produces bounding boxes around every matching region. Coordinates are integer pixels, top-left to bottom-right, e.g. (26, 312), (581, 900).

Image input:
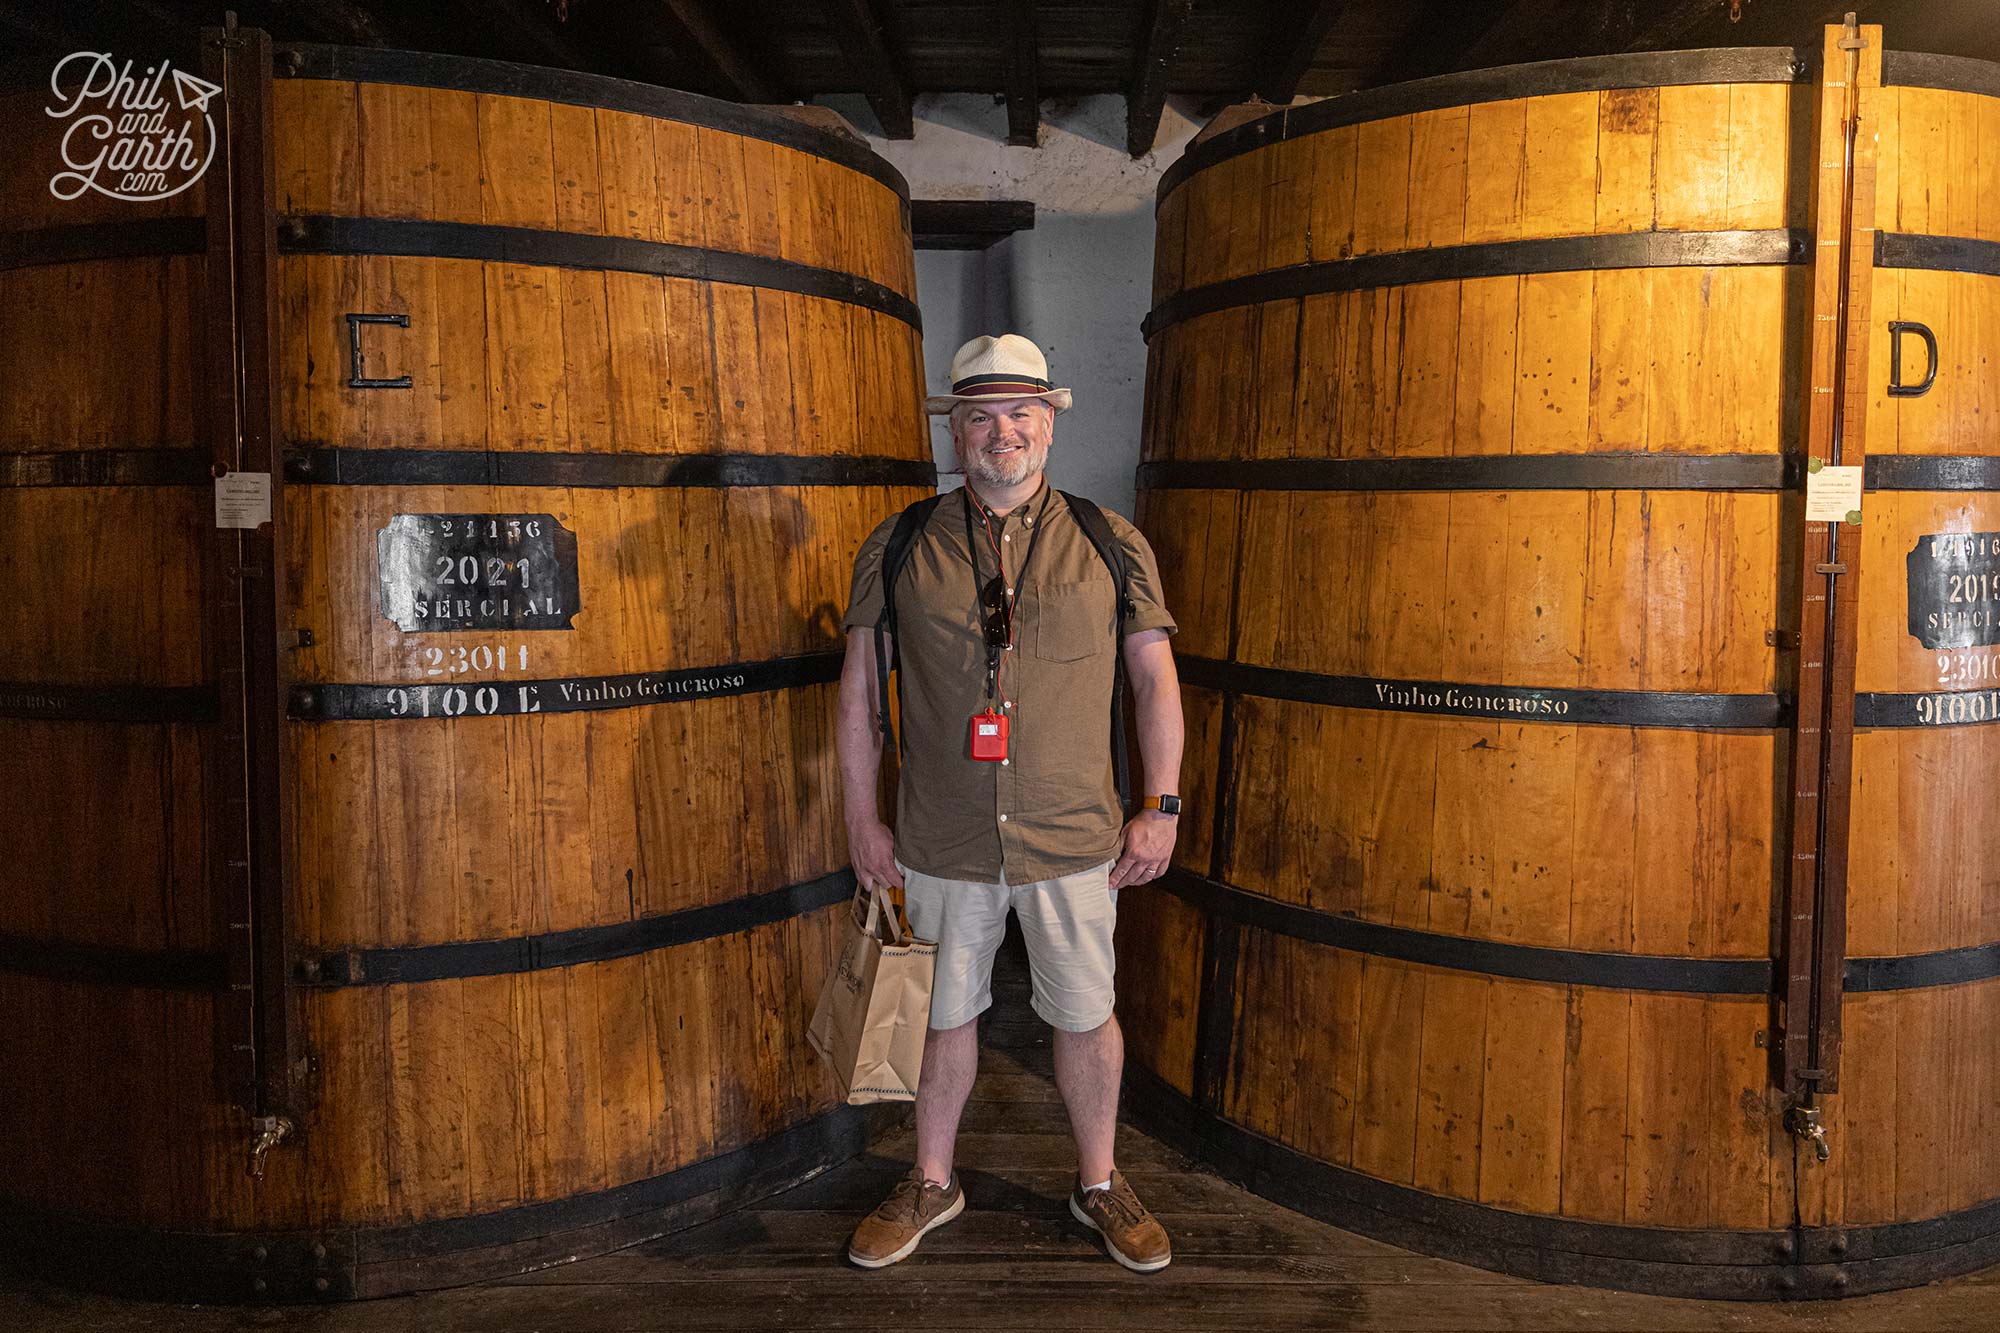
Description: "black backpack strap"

(1057, 491), (1135, 812)
(874, 493), (946, 756)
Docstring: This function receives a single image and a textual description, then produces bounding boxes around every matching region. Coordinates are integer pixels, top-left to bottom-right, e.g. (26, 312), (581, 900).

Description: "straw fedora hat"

(924, 333), (1073, 415)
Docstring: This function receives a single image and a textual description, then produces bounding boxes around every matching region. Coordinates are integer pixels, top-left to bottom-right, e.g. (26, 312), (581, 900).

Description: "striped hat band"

(951, 372), (1056, 397)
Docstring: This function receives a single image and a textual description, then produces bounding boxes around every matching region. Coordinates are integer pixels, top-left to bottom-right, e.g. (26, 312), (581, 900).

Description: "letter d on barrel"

(1888, 320), (1939, 397)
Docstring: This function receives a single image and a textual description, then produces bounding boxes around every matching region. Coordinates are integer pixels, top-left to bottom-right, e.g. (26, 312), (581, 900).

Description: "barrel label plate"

(378, 514), (580, 633)
(1907, 531), (2000, 649)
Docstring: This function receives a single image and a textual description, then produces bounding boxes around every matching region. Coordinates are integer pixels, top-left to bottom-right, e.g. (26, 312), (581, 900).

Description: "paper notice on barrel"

(215, 471), (272, 529)
(1804, 463), (1863, 525)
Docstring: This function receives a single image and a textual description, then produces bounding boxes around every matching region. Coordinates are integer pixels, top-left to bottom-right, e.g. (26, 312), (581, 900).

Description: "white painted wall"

(824, 92), (1204, 520)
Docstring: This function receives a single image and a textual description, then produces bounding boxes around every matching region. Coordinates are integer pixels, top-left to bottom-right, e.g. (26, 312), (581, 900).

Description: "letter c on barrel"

(346, 312), (412, 390)
(1888, 320), (1939, 398)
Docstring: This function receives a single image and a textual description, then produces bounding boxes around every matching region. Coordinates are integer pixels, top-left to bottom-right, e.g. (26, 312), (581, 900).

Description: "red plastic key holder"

(969, 708), (1009, 761)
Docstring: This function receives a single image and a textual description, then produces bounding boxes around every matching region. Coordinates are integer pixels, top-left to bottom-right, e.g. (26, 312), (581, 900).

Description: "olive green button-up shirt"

(843, 480), (1177, 883)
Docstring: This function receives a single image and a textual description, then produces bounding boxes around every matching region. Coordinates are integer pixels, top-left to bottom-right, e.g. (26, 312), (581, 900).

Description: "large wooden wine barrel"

(0, 30), (928, 1300)
(1122, 30), (2000, 1299)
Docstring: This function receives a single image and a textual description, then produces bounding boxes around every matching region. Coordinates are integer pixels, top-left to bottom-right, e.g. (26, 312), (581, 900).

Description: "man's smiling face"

(952, 397), (1054, 489)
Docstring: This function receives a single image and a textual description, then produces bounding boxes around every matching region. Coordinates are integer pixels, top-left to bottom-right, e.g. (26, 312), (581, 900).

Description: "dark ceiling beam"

(1007, 0), (1039, 146)
(0, 1), (93, 55)
(911, 200), (1035, 250)
(819, 0), (914, 138)
(1127, 0), (1194, 158)
(268, 0), (400, 46)
(1625, 0), (1751, 51)
(447, 0), (593, 70)
(1451, 0), (1684, 72)
(649, 0), (777, 101)
(1252, 0), (1349, 104)
(1372, 0), (1526, 85)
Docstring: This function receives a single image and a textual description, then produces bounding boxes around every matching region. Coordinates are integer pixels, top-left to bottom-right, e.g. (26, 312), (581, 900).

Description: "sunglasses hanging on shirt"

(964, 489), (1049, 762)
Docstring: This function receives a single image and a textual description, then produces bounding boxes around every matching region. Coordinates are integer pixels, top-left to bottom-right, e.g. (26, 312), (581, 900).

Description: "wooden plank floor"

(5, 932), (1998, 1331)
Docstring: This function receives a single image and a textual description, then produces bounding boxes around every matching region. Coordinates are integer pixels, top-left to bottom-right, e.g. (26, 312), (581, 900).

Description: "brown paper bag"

(807, 881), (937, 1104)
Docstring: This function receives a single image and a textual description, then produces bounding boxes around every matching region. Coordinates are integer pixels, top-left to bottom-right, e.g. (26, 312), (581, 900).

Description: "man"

(834, 333), (1185, 1273)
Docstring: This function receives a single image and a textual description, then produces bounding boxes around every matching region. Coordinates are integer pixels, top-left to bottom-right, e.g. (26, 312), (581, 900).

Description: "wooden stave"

(1130, 51), (2000, 1294)
(1825, 78), (2000, 1237)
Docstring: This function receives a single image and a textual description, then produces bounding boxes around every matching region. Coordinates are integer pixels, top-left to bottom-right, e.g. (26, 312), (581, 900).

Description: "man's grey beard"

(963, 440), (1047, 488)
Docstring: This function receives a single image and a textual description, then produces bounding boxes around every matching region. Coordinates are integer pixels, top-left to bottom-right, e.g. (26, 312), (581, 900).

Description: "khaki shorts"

(897, 858), (1118, 1033)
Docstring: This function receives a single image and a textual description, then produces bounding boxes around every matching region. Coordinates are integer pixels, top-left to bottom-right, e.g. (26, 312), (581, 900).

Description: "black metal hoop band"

(298, 868), (860, 986)
(1144, 229), (1805, 338)
(282, 215), (920, 328)
(1876, 230), (2000, 278)
(1176, 656), (1787, 729)
(0, 219), (204, 272)
(0, 450), (211, 487)
(1855, 688), (2000, 729)
(1882, 50), (2000, 98)
(291, 652), (842, 723)
(1156, 866), (2000, 996)
(1138, 452), (1792, 493)
(284, 447), (935, 489)
(0, 934), (227, 990)
(0, 682), (216, 723)
(1157, 866), (1772, 994)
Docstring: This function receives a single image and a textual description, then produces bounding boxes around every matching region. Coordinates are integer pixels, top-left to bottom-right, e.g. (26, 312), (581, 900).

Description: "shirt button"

(1003, 534), (1012, 542)
(1003, 700), (1013, 709)
(1005, 586), (1013, 596)
(999, 814), (1008, 822)
(1001, 758), (1010, 766)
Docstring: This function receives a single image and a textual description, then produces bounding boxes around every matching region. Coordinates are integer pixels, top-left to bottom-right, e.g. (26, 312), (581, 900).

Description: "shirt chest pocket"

(1030, 578), (1116, 662)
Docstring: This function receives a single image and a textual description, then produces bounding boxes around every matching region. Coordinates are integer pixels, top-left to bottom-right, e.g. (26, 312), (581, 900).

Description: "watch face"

(1158, 794), (1182, 816)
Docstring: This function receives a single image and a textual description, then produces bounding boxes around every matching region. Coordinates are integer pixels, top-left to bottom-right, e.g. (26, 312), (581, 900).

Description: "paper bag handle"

(856, 880), (906, 945)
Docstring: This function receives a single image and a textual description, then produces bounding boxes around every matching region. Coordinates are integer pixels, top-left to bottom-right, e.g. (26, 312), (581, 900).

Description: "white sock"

(926, 1172), (953, 1190)
(1082, 1177), (1112, 1194)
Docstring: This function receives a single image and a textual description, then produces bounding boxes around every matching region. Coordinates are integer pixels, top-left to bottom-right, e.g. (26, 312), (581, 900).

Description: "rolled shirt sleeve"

(1104, 511), (1178, 639)
(841, 513), (901, 634)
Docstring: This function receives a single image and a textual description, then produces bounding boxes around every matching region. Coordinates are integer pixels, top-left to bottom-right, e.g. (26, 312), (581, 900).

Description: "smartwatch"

(1141, 795), (1182, 816)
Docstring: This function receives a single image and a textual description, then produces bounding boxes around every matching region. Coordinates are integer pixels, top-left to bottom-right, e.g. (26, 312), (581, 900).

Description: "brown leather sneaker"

(847, 1167), (965, 1268)
(1069, 1169), (1172, 1272)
